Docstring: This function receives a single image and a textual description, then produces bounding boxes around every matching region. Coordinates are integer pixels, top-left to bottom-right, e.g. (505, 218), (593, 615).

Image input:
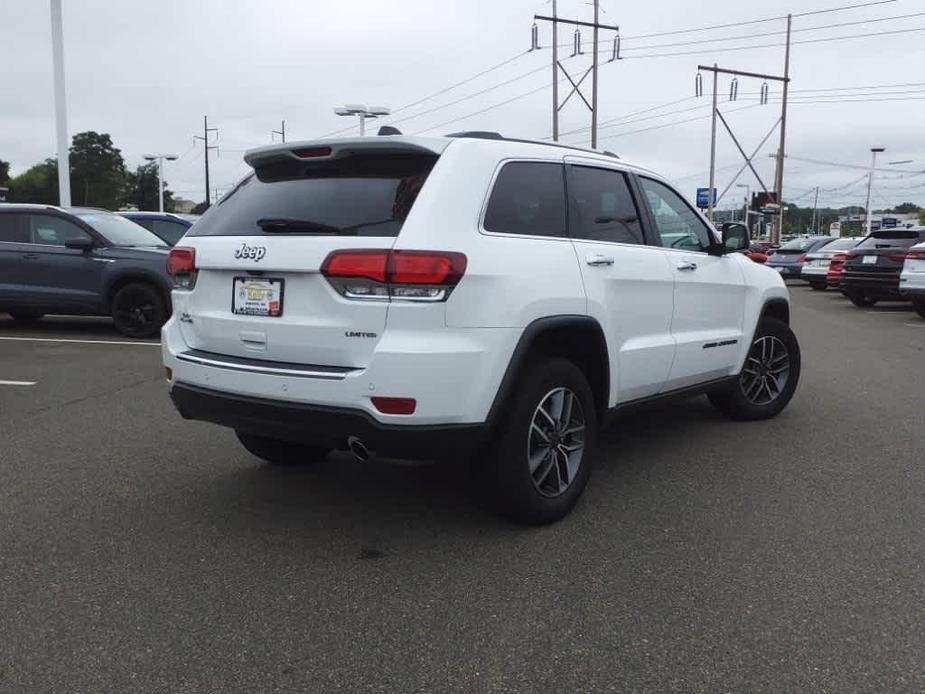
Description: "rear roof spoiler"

(244, 136), (449, 169)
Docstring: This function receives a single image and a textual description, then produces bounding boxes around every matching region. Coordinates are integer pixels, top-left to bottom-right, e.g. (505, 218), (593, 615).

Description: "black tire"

(708, 317), (801, 421)
(809, 282), (826, 291)
(845, 289), (877, 307)
(480, 357), (597, 525)
(111, 283), (167, 338)
(913, 296), (925, 319)
(8, 312), (45, 323)
(235, 431), (331, 466)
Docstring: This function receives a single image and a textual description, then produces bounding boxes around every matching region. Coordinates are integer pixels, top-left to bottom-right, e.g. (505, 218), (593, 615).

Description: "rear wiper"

(256, 217), (342, 234)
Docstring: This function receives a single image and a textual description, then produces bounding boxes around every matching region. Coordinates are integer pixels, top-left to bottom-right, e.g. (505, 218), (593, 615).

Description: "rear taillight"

(906, 248), (925, 260)
(321, 249), (467, 302)
(796, 254), (806, 263)
(167, 247), (197, 289)
(888, 251), (909, 263)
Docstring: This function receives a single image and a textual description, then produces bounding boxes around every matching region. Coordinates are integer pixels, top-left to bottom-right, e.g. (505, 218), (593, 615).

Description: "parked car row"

(0, 205), (197, 337)
(768, 228), (925, 318)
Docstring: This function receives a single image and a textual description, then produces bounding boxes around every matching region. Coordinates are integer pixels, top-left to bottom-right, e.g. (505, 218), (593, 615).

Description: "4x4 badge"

(234, 243), (266, 261)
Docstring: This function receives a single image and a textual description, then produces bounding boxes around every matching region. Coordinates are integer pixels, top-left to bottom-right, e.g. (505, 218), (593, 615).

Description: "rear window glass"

(188, 153), (437, 237)
(779, 238), (823, 252)
(483, 162), (567, 237)
(856, 232), (923, 249)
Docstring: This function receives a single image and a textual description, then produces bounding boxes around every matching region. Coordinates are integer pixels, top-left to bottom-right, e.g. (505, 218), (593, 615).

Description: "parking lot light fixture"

(143, 153), (179, 213)
(334, 104), (392, 137)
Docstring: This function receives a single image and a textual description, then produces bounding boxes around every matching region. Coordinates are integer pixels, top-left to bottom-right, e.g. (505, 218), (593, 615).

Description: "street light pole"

(49, 0), (71, 207)
(736, 183), (750, 237)
(334, 105), (391, 136)
(143, 154), (178, 213)
(865, 146), (885, 235)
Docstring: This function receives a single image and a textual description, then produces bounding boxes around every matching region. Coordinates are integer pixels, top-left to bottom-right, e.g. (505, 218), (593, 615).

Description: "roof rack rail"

(445, 130), (618, 158)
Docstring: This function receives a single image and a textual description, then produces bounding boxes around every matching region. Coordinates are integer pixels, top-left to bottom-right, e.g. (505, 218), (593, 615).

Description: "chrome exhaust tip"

(347, 436), (371, 463)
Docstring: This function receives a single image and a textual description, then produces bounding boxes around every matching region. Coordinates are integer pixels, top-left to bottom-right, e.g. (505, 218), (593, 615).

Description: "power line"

(594, 103), (761, 142)
(617, 11), (925, 52)
(615, 0), (896, 42)
(557, 95), (698, 137)
(622, 24), (925, 59)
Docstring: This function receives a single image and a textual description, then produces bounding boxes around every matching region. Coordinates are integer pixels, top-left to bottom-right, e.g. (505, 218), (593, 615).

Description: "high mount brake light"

(321, 249), (467, 302)
(292, 146), (332, 158)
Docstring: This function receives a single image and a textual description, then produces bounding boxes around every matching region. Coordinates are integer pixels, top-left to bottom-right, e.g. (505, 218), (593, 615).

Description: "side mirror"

(720, 222), (750, 253)
(64, 237), (95, 252)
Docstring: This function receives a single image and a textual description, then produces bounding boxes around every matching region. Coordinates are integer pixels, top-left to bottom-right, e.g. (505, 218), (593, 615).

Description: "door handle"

(676, 261), (698, 271)
(22, 253), (40, 260)
(586, 254), (614, 266)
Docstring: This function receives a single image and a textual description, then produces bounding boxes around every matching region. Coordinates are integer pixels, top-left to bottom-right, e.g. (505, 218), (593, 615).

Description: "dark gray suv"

(0, 205), (172, 338)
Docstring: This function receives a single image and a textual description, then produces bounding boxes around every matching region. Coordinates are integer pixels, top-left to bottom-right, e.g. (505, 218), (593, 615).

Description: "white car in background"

(801, 236), (863, 290)
(899, 239), (925, 317)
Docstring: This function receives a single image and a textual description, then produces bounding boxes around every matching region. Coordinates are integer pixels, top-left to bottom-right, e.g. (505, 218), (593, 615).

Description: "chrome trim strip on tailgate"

(176, 349), (358, 380)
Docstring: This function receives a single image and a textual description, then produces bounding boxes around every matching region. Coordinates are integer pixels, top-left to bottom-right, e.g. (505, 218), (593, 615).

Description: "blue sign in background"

(696, 188), (717, 208)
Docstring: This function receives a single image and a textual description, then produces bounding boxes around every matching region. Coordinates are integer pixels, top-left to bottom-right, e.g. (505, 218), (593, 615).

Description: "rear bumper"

(899, 272), (925, 295)
(170, 382), (488, 459)
(766, 264), (803, 278)
(840, 271), (902, 295)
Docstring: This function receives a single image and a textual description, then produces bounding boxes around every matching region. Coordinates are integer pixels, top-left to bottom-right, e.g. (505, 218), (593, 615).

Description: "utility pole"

(708, 63), (719, 223)
(534, 10), (617, 148)
(865, 146), (885, 234)
(551, 0), (558, 141)
(591, 0), (599, 149)
(272, 120), (286, 143)
(143, 153), (178, 213)
(49, 0), (71, 207)
(772, 14), (792, 245)
(194, 116), (218, 207)
(810, 185), (819, 235)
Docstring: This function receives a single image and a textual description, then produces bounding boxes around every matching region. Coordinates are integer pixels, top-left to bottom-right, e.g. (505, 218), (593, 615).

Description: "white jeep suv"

(163, 132), (800, 523)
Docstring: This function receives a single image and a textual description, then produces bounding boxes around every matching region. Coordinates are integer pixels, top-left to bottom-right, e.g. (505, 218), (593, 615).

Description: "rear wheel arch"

(487, 315), (610, 427)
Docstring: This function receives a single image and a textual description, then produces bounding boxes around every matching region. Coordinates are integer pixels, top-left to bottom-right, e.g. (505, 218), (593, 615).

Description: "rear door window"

(0, 213), (28, 243)
(188, 153), (438, 237)
(568, 166), (644, 245)
(483, 162), (567, 238)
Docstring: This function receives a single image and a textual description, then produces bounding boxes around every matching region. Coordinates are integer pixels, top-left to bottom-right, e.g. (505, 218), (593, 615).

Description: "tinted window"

(779, 237), (828, 252)
(856, 232), (923, 249)
(0, 213), (28, 243)
(189, 153), (437, 237)
(569, 166), (643, 244)
(29, 215), (92, 246)
(484, 162), (567, 237)
(130, 218), (156, 232)
(639, 177), (714, 251)
(153, 220), (189, 245)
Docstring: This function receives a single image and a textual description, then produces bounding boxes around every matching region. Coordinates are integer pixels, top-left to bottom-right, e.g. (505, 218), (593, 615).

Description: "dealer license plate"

(232, 277), (284, 317)
(862, 255), (878, 264)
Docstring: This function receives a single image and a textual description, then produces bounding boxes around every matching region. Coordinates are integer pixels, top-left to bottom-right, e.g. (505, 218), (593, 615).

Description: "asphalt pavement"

(2, 287), (924, 693)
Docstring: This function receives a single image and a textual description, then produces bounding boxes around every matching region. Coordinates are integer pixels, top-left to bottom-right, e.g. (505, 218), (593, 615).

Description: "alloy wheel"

(740, 335), (790, 405)
(527, 387), (586, 498)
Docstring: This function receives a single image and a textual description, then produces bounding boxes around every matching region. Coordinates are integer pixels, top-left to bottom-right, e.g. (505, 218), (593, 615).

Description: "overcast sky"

(3, 0), (925, 211)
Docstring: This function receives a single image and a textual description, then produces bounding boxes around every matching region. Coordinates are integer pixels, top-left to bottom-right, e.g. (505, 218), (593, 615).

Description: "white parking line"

(0, 380), (36, 386)
(0, 336), (160, 347)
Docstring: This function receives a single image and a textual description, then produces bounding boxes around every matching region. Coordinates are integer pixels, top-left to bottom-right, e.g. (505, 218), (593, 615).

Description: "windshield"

(76, 212), (167, 247)
(188, 153), (437, 237)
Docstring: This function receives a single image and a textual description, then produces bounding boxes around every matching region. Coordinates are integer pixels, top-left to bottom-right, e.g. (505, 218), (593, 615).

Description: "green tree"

(124, 162), (175, 212)
(191, 201), (210, 215)
(9, 158), (59, 203)
(69, 131), (126, 209)
(0, 159), (10, 185)
(918, 209), (925, 226)
(893, 202), (921, 214)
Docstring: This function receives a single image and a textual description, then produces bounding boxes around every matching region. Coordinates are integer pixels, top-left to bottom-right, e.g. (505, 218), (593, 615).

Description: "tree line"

(0, 131), (206, 214)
